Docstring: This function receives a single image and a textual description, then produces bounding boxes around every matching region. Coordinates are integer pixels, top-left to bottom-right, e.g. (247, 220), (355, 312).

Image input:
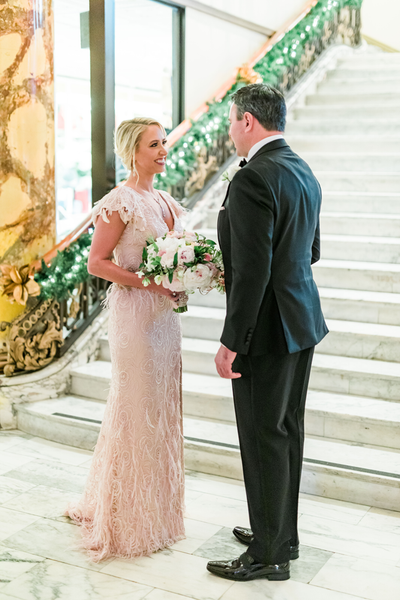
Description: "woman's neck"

(125, 170), (155, 193)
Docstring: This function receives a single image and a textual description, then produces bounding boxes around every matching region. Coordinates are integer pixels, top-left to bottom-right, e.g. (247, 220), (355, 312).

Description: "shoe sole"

(232, 531), (299, 561)
(206, 565), (290, 581)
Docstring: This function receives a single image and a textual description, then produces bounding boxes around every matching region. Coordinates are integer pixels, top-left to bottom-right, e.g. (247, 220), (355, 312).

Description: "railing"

(0, 0), (363, 376)
(159, 0), (362, 205)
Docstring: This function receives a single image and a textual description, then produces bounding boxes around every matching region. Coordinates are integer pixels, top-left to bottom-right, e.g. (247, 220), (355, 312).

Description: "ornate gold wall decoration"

(0, 0), (55, 324)
(184, 146), (218, 197)
(0, 263), (41, 304)
(0, 297), (62, 376)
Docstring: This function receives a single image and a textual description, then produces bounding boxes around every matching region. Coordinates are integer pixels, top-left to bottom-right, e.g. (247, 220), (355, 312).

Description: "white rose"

(182, 231), (198, 243)
(162, 270), (186, 292)
(183, 264), (213, 291)
(222, 164), (241, 182)
(163, 237), (180, 252)
(160, 248), (177, 269)
(178, 245), (195, 265)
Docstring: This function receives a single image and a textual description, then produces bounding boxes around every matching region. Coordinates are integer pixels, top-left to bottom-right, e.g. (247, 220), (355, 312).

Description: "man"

(206, 84), (328, 582)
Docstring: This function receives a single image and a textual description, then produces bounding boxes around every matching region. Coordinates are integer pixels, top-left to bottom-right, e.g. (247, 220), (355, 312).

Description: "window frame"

(89, 0), (185, 205)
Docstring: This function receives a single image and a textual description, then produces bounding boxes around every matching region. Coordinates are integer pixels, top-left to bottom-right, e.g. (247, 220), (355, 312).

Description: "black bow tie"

(239, 158), (248, 168)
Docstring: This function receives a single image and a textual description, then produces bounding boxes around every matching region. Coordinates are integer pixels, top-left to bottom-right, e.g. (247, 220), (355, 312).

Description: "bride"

(66, 117), (187, 561)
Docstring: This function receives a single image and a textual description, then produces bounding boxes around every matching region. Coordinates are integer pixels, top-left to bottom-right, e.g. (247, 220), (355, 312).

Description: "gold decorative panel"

(0, 0), (55, 324)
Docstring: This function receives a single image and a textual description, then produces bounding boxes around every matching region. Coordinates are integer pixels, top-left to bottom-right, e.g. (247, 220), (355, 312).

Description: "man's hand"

(215, 345), (241, 379)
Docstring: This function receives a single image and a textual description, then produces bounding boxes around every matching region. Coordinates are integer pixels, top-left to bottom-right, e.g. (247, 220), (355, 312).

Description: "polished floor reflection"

(0, 430), (399, 600)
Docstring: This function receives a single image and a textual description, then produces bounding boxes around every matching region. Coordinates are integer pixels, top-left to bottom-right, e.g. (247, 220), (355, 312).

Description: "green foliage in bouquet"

(155, 0), (363, 192)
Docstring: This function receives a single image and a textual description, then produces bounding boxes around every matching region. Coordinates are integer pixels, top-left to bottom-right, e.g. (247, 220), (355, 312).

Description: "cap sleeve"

(92, 186), (146, 231)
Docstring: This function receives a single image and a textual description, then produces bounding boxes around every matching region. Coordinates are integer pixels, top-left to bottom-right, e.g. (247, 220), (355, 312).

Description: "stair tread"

(182, 347), (400, 378)
(71, 360), (112, 380)
(322, 234), (400, 245)
(183, 304), (400, 338)
(318, 287), (400, 304)
(313, 353), (400, 377)
(315, 170), (400, 176)
(316, 259), (400, 272)
(18, 396), (400, 476)
(322, 212), (400, 220)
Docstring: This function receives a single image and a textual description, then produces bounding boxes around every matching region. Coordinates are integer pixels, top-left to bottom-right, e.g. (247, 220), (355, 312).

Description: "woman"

(66, 118), (186, 561)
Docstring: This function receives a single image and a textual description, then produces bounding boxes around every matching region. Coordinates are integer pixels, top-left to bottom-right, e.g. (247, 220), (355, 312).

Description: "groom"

(207, 84), (328, 582)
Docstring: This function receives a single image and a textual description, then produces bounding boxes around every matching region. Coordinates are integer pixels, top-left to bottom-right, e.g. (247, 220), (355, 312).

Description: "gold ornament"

(237, 64), (262, 85)
(0, 264), (41, 306)
(0, 299), (63, 376)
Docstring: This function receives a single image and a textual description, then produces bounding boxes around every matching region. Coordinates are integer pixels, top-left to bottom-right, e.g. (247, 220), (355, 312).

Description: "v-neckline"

(122, 186), (176, 232)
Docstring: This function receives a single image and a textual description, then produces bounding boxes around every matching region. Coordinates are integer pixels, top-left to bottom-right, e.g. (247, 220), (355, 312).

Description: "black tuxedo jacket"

(217, 138), (328, 356)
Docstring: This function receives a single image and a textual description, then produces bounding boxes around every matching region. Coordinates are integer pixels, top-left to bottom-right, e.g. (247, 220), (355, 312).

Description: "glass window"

(54, 0), (92, 240)
(115, 0), (175, 183)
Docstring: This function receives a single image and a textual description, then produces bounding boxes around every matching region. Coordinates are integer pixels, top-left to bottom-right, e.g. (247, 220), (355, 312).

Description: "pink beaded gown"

(66, 186), (186, 561)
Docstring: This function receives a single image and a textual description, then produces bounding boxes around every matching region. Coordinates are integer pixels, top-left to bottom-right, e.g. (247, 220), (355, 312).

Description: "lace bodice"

(92, 186), (185, 271)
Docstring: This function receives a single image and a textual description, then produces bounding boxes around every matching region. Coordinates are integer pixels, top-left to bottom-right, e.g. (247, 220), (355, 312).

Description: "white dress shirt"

(247, 134), (284, 161)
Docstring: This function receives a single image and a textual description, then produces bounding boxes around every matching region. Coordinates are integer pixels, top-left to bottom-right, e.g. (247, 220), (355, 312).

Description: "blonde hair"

(114, 118), (166, 178)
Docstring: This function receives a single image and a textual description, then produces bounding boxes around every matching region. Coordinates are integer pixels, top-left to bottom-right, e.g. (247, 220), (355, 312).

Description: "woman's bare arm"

(87, 211), (175, 298)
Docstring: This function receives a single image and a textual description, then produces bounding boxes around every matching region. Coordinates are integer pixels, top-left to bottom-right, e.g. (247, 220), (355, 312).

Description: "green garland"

(33, 0), (362, 299)
(155, 0), (363, 191)
(34, 232), (93, 301)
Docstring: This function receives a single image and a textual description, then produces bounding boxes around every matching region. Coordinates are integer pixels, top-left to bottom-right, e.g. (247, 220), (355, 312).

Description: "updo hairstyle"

(114, 117), (166, 177)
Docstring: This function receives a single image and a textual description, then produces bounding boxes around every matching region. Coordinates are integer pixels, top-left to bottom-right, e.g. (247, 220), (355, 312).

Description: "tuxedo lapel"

(222, 181), (231, 207)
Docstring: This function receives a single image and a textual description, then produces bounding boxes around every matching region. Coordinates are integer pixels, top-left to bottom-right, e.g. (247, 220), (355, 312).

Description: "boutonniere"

(222, 164), (242, 183)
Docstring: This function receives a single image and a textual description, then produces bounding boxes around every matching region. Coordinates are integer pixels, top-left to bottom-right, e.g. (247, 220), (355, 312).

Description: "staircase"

(16, 48), (400, 511)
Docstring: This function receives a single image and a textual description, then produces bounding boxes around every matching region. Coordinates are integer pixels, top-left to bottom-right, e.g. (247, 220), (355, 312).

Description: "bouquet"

(137, 231), (225, 313)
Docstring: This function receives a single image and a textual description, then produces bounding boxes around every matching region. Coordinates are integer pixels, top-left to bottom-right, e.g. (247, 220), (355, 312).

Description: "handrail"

(30, 214), (93, 273)
(34, 0), (322, 272)
(167, 0), (318, 145)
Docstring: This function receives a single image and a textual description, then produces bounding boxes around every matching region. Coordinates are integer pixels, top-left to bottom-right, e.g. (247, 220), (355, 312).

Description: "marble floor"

(0, 432), (399, 600)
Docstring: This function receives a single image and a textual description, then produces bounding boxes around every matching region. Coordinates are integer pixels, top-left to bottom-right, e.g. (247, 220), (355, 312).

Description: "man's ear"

(244, 112), (254, 131)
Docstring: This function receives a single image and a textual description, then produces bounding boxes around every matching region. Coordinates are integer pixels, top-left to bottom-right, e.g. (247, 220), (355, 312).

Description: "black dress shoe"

(207, 552), (290, 582)
(233, 526), (300, 560)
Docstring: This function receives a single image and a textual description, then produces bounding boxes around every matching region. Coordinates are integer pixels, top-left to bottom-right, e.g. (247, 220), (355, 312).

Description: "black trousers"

(232, 346), (314, 564)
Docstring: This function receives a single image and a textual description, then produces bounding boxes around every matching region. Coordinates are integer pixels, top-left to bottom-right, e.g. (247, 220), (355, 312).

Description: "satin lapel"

(222, 181), (231, 207)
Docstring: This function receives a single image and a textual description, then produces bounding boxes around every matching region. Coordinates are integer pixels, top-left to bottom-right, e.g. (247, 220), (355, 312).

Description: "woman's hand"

(145, 280), (186, 304)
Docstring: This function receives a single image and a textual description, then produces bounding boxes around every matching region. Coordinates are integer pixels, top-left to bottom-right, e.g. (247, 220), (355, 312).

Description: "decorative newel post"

(0, 0), (55, 325)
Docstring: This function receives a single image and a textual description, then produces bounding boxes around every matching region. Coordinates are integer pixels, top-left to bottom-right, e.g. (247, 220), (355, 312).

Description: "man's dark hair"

(231, 84), (286, 132)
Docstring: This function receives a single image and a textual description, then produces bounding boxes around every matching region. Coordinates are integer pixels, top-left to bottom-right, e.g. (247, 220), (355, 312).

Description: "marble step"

(304, 153), (400, 173)
(295, 105), (400, 121)
(206, 199), (400, 228)
(287, 119), (400, 135)
(317, 79), (400, 95)
(288, 135), (400, 153)
(14, 396), (400, 510)
(320, 192), (400, 215)
(319, 287), (400, 326)
(306, 234), (400, 263)
(206, 209), (400, 238)
(13, 397), (241, 480)
(182, 343), (400, 402)
(183, 287), (400, 326)
(305, 92), (400, 106)
(327, 67), (400, 80)
(320, 213), (400, 237)
(312, 259), (400, 293)
(315, 172), (400, 193)
(179, 307), (400, 363)
(311, 353), (400, 402)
